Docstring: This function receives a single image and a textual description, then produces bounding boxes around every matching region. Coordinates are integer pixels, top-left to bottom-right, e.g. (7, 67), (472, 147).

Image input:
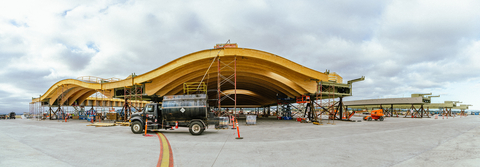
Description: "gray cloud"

(1, 0), (480, 113)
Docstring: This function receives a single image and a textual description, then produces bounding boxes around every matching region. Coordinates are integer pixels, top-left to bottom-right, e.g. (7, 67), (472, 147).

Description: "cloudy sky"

(1, 0), (479, 114)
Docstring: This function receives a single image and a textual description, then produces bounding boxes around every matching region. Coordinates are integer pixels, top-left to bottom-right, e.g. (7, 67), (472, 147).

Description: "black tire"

(131, 121), (144, 134)
(367, 117), (372, 121)
(189, 122), (204, 135)
(379, 116), (384, 121)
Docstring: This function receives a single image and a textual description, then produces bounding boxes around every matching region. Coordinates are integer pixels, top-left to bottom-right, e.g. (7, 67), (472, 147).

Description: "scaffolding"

(217, 55), (237, 115)
(29, 97), (43, 121)
(277, 97), (294, 119)
(94, 90), (107, 122)
(403, 104), (427, 118)
(121, 73), (144, 122)
(321, 82), (336, 124)
(382, 104), (399, 117)
(49, 84), (68, 120)
(215, 40), (237, 116)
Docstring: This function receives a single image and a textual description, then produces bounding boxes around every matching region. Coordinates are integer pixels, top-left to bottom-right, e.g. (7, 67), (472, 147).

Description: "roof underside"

(36, 48), (339, 107)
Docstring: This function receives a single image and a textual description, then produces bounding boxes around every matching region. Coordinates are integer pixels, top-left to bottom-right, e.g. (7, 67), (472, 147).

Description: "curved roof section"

(37, 47), (340, 106)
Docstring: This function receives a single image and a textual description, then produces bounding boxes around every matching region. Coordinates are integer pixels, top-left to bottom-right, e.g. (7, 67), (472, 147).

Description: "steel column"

(390, 104), (393, 117)
(217, 56), (221, 110)
(234, 55), (237, 118)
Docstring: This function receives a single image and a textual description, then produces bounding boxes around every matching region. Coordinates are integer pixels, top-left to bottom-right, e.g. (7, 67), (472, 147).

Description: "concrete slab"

(1, 116), (480, 167)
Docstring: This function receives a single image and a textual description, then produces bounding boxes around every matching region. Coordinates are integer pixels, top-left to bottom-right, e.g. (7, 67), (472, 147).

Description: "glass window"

(146, 105), (154, 113)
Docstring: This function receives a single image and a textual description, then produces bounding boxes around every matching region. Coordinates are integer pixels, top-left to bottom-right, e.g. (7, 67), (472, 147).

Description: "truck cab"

(130, 94), (215, 135)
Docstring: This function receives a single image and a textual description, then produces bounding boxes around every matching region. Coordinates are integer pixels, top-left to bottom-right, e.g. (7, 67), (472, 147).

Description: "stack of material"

(95, 113), (102, 121)
(115, 122), (131, 126)
(246, 115), (257, 125)
(86, 123), (116, 127)
(215, 117), (229, 129)
(106, 113), (118, 121)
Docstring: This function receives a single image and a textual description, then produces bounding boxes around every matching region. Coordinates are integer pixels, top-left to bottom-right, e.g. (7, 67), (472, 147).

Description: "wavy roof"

(36, 47), (339, 106)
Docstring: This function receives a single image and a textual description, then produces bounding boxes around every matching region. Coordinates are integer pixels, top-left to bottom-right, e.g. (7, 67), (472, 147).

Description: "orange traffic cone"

(229, 116), (234, 127)
(235, 120), (243, 139)
(231, 117), (236, 129)
(144, 121), (154, 137)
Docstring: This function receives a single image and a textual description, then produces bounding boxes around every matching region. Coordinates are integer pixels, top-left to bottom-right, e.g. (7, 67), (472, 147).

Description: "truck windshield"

(146, 105), (154, 112)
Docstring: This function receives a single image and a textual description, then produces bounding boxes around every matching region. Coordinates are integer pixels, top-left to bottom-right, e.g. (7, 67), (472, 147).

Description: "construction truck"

(363, 109), (385, 121)
(9, 112), (16, 119)
(129, 94), (217, 135)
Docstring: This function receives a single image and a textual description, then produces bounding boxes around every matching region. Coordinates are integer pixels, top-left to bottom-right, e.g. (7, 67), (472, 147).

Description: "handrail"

(77, 76), (122, 83)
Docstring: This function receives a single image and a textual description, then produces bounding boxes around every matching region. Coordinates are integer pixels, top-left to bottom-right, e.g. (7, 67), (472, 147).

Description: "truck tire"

(379, 116), (384, 121)
(367, 117), (372, 121)
(189, 122), (204, 135)
(131, 121), (144, 134)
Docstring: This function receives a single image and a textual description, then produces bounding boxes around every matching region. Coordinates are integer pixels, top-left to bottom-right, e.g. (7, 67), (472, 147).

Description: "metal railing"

(77, 76), (122, 83)
(183, 82), (207, 94)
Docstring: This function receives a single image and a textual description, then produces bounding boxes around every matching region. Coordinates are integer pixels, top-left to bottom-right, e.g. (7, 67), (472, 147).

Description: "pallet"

(86, 123), (116, 127)
(115, 122), (131, 126)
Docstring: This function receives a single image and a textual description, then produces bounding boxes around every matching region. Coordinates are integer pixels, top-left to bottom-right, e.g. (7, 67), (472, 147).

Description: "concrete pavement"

(1, 116), (479, 167)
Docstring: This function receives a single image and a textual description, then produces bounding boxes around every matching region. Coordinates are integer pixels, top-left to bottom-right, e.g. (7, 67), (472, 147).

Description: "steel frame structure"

(121, 74), (144, 122)
(403, 104), (429, 118)
(217, 55), (237, 116)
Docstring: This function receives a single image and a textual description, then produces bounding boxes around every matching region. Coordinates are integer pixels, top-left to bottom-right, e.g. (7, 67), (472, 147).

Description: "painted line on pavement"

(156, 132), (174, 167)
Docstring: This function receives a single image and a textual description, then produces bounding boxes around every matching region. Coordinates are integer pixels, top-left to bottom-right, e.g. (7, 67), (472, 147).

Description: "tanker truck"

(129, 94), (217, 135)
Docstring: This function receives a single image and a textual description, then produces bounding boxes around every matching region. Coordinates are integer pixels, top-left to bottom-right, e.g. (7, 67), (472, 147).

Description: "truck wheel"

(189, 122), (204, 135)
(367, 117), (372, 121)
(379, 116), (384, 121)
(131, 121), (144, 134)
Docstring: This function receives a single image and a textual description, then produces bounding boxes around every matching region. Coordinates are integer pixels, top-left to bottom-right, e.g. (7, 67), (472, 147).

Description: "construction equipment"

(343, 110), (358, 120)
(363, 109), (385, 121)
(130, 94), (218, 135)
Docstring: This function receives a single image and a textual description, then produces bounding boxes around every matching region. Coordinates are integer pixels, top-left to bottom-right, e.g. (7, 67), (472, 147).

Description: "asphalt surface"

(1, 115), (479, 167)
